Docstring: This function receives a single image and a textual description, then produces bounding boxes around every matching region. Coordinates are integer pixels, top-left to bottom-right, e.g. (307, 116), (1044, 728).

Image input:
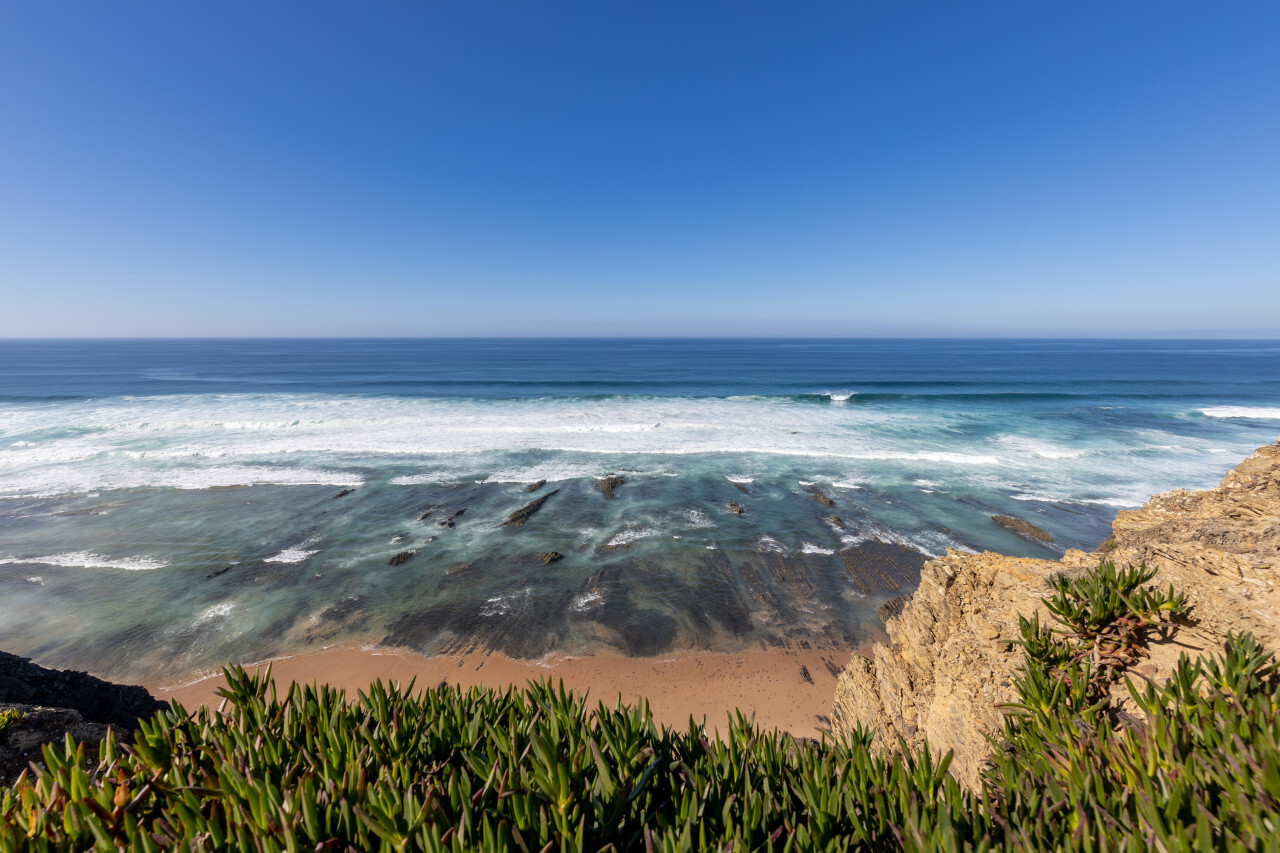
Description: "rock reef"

(503, 490), (559, 527)
(990, 514), (1054, 542)
(832, 440), (1280, 789)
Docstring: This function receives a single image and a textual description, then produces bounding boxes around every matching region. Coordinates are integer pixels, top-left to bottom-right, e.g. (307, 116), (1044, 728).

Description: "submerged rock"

(829, 514), (845, 530)
(596, 476), (624, 499)
(809, 488), (835, 507)
(838, 541), (927, 596)
(437, 508), (467, 528)
(728, 502), (744, 516)
(388, 550), (418, 567)
(991, 514), (1055, 542)
(536, 552), (563, 565)
(525, 480), (547, 493)
(503, 490), (559, 527)
(445, 561), (475, 576)
(333, 488), (354, 499)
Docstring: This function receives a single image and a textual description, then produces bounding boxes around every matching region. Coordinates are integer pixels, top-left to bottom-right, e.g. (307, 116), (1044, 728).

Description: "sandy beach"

(153, 645), (859, 740)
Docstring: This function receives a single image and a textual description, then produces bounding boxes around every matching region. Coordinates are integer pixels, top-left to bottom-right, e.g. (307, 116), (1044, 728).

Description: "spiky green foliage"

(0, 710), (22, 737)
(2, 562), (1277, 851)
(1, 671), (982, 851)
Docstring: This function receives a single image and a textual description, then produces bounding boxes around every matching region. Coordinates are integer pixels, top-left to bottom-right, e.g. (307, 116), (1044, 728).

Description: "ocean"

(1, 338), (1277, 683)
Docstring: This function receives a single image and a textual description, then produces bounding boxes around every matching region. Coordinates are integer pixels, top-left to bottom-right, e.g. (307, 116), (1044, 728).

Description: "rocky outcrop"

(388, 550), (418, 567)
(728, 502), (744, 516)
(991, 514), (1054, 542)
(832, 441), (1280, 790)
(504, 490), (559, 527)
(596, 476), (624, 499)
(0, 651), (163, 729)
(0, 651), (166, 783)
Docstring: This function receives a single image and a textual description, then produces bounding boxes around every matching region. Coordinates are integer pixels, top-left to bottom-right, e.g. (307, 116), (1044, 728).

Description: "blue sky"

(1, 2), (1277, 337)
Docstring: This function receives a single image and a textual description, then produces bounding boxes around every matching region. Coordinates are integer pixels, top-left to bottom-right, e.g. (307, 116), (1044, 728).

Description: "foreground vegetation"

(3, 563), (1278, 851)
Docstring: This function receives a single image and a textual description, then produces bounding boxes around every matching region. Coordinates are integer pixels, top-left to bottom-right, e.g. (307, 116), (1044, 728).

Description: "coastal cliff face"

(831, 440), (1280, 790)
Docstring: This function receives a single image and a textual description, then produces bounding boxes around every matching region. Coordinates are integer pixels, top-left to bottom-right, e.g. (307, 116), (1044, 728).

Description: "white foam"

(756, 535), (789, 555)
(725, 476), (754, 484)
(479, 588), (532, 617)
(571, 591), (602, 612)
(797, 480), (816, 487)
(800, 542), (835, 555)
(606, 527), (660, 548)
(681, 509), (715, 529)
(820, 391), (856, 402)
(0, 552), (168, 571)
(1199, 406), (1280, 420)
(265, 547), (317, 564)
(25, 576), (44, 584)
(195, 602), (234, 624)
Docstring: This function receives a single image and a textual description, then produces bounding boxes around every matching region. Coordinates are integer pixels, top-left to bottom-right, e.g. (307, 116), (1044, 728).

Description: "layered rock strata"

(831, 441), (1280, 790)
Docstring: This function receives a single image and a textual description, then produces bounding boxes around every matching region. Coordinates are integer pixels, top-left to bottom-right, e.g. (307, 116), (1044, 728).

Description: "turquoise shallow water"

(1, 339), (1277, 682)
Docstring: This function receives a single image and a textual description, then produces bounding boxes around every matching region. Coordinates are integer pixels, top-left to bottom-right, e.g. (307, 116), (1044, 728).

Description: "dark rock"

(732, 481), (751, 494)
(829, 514), (845, 530)
(388, 550), (418, 567)
(437, 508), (467, 528)
(333, 488), (354, 499)
(504, 490), (559, 527)
(838, 540), (927, 596)
(525, 480), (547, 493)
(0, 650), (163, 730)
(800, 665), (814, 684)
(207, 564), (234, 578)
(811, 489), (835, 508)
(536, 552), (563, 565)
(1, 704), (115, 783)
(877, 594), (911, 622)
(416, 505), (442, 521)
(445, 562), (475, 576)
(728, 502), (744, 516)
(991, 514), (1055, 543)
(595, 476), (624, 499)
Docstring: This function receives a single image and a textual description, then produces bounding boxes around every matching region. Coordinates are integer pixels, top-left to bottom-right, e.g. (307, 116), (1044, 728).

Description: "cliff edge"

(831, 440), (1280, 789)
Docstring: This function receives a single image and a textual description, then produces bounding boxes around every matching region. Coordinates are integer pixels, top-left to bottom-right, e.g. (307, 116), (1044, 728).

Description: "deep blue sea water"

(1, 339), (1278, 683)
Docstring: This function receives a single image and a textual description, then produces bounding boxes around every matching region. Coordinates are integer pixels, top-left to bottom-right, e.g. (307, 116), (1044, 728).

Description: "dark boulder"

(525, 480), (547, 493)
(728, 502), (744, 516)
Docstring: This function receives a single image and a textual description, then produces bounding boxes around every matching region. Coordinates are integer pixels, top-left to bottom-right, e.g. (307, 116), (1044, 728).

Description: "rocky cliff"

(831, 440), (1280, 789)
(0, 650), (165, 782)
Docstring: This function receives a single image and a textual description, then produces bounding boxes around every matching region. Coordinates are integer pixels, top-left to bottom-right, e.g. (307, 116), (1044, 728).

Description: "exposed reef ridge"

(832, 440), (1280, 789)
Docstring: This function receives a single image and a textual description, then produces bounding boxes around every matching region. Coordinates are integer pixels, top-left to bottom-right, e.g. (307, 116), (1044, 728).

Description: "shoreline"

(151, 644), (861, 740)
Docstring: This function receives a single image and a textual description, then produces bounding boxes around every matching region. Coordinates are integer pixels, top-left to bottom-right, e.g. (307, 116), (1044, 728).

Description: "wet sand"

(153, 645), (858, 740)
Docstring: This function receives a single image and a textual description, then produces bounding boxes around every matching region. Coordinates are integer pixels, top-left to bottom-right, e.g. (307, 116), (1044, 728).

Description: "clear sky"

(1, 2), (1277, 337)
